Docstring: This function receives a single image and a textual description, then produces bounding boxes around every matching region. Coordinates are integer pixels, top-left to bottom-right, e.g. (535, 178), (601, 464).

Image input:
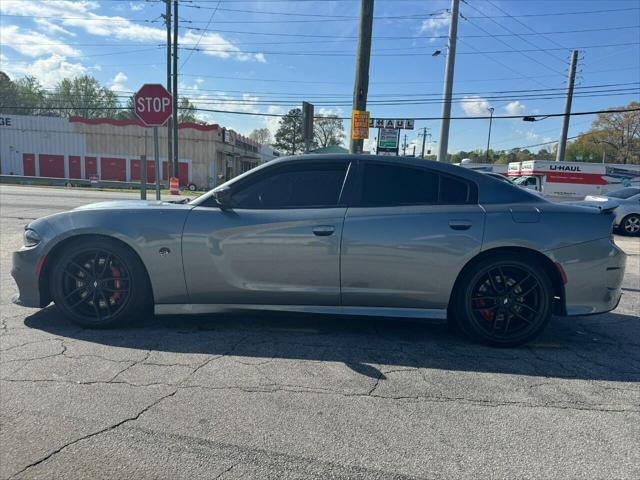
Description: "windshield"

(607, 187), (640, 199)
(513, 176), (533, 186)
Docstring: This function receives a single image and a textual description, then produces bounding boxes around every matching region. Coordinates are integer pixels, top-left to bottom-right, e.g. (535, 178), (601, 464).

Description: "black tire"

(50, 237), (152, 328)
(188, 183), (197, 192)
(451, 252), (553, 347)
(620, 214), (640, 236)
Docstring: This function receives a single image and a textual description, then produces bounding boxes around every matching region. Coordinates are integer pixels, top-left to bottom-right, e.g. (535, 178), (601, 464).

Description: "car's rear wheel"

(50, 237), (151, 328)
(620, 214), (640, 236)
(452, 253), (553, 347)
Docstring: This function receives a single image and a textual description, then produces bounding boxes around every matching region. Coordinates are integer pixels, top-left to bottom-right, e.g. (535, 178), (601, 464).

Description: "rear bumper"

(11, 248), (44, 308)
(547, 238), (626, 316)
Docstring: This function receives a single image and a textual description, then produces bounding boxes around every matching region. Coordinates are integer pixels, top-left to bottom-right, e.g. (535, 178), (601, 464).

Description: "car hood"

(74, 200), (194, 211)
(584, 195), (609, 202)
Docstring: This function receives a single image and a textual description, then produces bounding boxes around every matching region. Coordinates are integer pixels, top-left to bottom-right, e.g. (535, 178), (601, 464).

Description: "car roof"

(197, 154), (543, 206)
(268, 154), (541, 204)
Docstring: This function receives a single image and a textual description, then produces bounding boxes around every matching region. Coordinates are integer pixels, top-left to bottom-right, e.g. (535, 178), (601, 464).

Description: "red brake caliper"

(474, 299), (495, 322)
(110, 266), (122, 304)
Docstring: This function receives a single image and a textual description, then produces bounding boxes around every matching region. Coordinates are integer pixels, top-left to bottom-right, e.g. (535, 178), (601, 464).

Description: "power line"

(177, 65), (640, 85)
(460, 3), (566, 75)
(174, 41), (639, 56)
(170, 82), (640, 99)
(179, 0), (222, 69)
(5, 106), (636, 122)
(181, 24), (640, 40)
(483, 0), (569, 57)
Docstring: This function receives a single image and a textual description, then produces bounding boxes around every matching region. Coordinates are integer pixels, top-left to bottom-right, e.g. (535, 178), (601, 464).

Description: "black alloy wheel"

(452, 253), (553, 347)
(61, 249), (131, 322)
(50, 237), (151, 328)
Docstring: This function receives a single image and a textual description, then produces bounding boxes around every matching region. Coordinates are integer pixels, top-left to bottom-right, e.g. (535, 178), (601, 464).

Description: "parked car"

(11, 154), (626, 347)
(584, 187), (640, 236)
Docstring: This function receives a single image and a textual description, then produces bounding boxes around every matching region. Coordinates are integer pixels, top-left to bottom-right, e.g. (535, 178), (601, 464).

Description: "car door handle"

(448, 220), (472, 231)
(313, 225), (335, 236)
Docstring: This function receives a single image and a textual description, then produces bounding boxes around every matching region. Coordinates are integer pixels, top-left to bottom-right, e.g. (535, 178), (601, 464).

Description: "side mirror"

(213, 186), (232, 209)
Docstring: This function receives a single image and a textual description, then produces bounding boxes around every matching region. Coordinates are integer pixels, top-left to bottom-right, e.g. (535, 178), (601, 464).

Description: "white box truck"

(507, 160), (640, 199)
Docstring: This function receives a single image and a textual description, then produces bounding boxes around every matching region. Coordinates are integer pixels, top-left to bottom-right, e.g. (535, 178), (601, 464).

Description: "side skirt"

(154, 303), (449, 323)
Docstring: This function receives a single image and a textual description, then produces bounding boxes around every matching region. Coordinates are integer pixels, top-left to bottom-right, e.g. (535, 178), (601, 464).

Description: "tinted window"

(439, 175), (470, 204)
(608, 187), (640, 199)
(361, 164), (438, 206)
(232, 164), (347, 209)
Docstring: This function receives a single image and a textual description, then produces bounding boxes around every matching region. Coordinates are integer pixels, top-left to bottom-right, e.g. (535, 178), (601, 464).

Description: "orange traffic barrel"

(169, 177), (179, 195)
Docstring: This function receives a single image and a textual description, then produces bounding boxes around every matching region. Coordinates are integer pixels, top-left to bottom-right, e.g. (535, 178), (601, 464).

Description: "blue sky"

(1, 0), (639, 153)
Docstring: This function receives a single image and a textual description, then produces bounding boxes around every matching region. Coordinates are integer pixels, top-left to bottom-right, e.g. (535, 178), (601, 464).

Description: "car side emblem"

(159, 247), (171, 256)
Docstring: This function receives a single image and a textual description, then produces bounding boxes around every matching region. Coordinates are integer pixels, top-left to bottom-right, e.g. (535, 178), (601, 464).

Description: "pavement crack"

(214, 462), (239, 479)
(8, 388), (178, 479)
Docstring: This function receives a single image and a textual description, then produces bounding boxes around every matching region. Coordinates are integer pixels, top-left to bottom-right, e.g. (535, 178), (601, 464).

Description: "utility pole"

(402, 134), (407, 156)
(172, 0), (179, 177)
(419, 127), (430, 158)
(437, 0), (460, 162)
(485, 107), (494, 163)
(556, 49), (578, 162)
(349, 0), (374, 154)
(165, 0), (173, 178)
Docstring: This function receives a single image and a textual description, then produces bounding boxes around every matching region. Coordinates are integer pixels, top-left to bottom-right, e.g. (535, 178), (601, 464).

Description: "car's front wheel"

(452, 253), (553, 347)
(50, 237), (151, 328)
(620, 214), (640, 236)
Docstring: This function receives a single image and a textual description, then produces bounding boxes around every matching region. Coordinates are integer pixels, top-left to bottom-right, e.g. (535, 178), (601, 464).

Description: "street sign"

(352, 110), (370, 139)
(368, 118), (415, 130)
(378, 128), (400, 149)
(134, 84), (173, 127)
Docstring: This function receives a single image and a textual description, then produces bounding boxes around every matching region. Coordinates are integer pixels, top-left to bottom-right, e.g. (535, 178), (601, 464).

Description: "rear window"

(361, 163), (438, 206)
(439, 175), (470, 204)
(360, 163), (475, 207)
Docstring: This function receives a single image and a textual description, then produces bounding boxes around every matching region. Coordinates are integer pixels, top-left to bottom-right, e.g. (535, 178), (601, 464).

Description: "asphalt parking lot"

(1, 184), (639, 479)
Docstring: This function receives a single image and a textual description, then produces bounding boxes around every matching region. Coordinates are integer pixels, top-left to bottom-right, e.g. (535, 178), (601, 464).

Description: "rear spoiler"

(566, 199), (620, 213)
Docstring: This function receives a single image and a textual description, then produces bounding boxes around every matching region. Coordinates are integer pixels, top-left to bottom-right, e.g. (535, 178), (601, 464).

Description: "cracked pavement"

(1, 185), (639, 479)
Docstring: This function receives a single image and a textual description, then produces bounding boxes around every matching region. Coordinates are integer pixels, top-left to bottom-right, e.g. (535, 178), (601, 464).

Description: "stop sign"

(134, 84), (173, 126)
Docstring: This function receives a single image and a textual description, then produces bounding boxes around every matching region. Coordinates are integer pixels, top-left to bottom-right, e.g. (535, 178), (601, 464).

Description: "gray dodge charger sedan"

(11, 155), (626, 346)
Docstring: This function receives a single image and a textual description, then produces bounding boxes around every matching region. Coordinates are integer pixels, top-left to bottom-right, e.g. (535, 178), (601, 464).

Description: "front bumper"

(11, 247), (45, 308)
(548, 237), (626, 316)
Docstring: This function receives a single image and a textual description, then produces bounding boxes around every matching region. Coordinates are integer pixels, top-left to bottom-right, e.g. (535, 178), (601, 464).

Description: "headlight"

(23, 229), (41, 247)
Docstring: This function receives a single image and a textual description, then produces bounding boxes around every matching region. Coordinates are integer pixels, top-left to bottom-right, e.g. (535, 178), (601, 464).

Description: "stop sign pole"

(134, 84), (174, 200)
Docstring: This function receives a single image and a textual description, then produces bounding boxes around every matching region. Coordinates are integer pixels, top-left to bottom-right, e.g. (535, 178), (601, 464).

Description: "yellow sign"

(351, 110), (370, 140)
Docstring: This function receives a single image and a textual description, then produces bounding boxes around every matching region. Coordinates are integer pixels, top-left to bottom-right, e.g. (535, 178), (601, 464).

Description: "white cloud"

(419, 16), (450, 34)
(110, 71), (128, 92)
(525, 130), (539, 141)
(0, 0), (266, 62)
(264, 105), (285, 137)
(181, 30), (266, 63)
(129, 2), (144, 11)
(34, 18), (75, 36)
(0, 25), (80, 58)
(461, 96), (492, 117)
(3, 54), (88, 87)
(505, 101), (526, 116)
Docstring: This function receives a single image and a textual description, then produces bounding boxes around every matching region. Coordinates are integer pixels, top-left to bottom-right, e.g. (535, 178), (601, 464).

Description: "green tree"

(537, 148), (553, 160)
(49, 76), (119, 118)
(178, 97), (205, 124)
(0, 73), (48, 115)
(590, 102), (640, 164)
(115, 95), (136, 120)
(314, 114), (344, 147)
(274, 108), (304, 155)
(565, 133), (606, 163)
(15, 76), (48, 115)
(0, 71), (19, 113)
(249, 127), (272, 145)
